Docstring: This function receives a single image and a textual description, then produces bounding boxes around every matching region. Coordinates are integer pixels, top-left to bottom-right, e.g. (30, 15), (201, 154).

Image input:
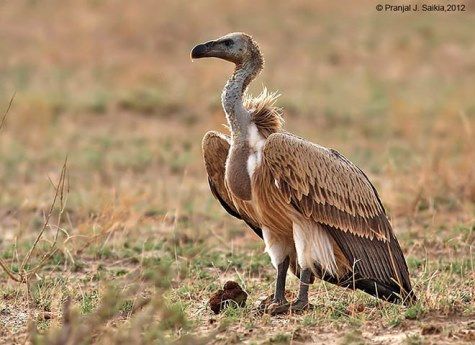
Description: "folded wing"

(202, 131), (262, 238)
(262, 133), (415, 303)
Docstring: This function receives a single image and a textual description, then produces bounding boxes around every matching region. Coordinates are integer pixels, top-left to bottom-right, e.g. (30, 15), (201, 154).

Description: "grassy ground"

(0, 1), (474, 344)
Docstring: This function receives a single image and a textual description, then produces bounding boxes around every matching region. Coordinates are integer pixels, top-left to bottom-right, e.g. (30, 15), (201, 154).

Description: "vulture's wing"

(262, 133), (414, 303)
(202, 131), (263, 238)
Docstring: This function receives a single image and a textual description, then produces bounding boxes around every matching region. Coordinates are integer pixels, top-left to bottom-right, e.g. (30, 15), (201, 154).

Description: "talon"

(267, 300), (290, 315)
(256, 295), (276, 314)
(256, 294), (273, 313)
(289, 299), (313, 313)
(256, 295), (290, 315)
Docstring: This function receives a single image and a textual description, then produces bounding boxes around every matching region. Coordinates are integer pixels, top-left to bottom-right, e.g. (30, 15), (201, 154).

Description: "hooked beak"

(191, 41), (215, 59)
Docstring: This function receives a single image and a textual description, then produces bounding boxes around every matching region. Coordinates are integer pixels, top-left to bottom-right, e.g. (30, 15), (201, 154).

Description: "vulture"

(191, 32), (416, 314)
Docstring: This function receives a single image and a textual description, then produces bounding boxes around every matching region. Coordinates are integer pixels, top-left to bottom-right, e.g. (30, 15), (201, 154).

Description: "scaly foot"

(256, 295), (289, 315)
(289, 299), (314, 313)
(267, 299), (290, 315)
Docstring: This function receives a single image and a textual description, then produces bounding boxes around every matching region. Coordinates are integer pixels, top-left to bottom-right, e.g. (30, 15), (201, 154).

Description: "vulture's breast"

(247, 123), (294, 239)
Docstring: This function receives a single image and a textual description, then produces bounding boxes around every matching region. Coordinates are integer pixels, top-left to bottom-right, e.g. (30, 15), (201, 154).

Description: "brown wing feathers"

(262, 133), (415, 303)
(202, 131), (262, 239)
(326, 225), (415, 304)
(264, 133), (391, 241)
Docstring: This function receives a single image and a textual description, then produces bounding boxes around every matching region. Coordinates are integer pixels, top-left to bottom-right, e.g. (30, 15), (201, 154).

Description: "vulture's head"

(191, 32), (263, 66)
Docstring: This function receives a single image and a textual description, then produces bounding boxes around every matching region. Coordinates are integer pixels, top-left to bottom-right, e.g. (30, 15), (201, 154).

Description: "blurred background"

(1, 1), (473, 216)
(0, 0), (474, 342)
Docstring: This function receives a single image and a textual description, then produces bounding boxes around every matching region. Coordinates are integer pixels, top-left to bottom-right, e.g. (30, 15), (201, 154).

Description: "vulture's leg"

(266, 256), (291, 314)
(257, 228), (292, 314)
(274, 255), (290, 301)
(290, 268), (312, 312)
(257, 256), (290, 314)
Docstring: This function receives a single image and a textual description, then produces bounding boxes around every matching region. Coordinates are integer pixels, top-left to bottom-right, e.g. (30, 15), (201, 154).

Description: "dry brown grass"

(0, 1), (474, 344)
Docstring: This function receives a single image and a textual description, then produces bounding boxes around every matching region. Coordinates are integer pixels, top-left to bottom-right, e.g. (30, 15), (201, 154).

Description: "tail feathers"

(315, 266), (417, 306)
(343, 275), (417, 306)
(320, 224), (416, 306)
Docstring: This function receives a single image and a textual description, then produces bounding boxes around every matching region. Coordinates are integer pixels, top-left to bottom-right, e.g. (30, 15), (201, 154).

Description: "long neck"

(221, 60), (262, 142)
(221, 52), (263, 201)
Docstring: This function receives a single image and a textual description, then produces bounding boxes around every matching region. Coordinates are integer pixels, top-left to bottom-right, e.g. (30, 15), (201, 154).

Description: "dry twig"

(0, 157), (69, 283)
(0, 91), (15, 132)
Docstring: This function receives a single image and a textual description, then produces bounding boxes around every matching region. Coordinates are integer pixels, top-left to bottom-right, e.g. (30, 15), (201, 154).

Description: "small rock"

(421, 324), (442, 335)
(42, 312), (54, 320)
(346, 303), (365, 316)
(292, 327), (312, 342)
(467, 320), (475, 330)
(459, 330), (475, 342)
(209, 281), (247, 314)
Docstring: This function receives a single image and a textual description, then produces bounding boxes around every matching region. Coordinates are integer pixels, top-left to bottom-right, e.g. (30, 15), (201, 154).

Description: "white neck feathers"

(221, 61), (261, 141)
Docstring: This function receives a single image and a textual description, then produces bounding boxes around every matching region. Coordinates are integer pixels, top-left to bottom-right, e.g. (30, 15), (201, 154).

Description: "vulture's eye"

(223, 39), (234, 47)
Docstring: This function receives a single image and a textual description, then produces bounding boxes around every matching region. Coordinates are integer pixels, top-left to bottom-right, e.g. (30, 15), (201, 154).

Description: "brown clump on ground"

(421, 324), (442, 335)
(209, 281), (248, 314)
